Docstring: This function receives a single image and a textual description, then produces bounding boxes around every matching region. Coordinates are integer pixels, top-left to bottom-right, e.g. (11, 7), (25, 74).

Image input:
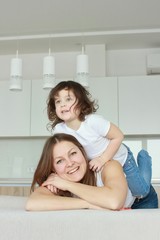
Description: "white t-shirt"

(96, 171), (135, 208)
(53, 114), (128, 166)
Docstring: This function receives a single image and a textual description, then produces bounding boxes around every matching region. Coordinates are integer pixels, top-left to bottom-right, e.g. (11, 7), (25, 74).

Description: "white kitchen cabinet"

(1, 75), (160, 137)
(88, 77), (118, 125)
(0, 80), (31, 136)
(118, 75), (160, 134)
(30, 79), (51, 136)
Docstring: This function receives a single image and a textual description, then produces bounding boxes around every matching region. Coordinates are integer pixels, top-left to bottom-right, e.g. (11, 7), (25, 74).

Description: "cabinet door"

(0, 80), (31, 136)
(31, 79), (51, 136)
(118, 76), (160, 134)
(88, 77), (118, 125)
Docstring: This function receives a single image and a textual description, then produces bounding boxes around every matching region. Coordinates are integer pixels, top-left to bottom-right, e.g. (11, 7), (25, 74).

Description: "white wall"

(1, 47), (160, 81)
(0, 44), (106, 81)
(0, 52), (78, 81)
(106, 48), (160, 76)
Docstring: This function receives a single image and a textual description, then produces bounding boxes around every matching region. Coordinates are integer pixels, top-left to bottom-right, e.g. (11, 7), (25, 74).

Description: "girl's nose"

(60, 101), (66, 107)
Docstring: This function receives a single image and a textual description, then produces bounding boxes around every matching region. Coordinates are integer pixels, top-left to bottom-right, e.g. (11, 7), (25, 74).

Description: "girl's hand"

(89, 157), (105, 172)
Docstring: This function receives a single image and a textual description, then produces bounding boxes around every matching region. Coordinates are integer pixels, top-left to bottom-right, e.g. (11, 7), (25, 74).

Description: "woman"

(26, 133), (158, 211)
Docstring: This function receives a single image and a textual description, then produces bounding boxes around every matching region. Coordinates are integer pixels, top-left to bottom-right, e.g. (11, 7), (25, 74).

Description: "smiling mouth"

(68, 167), (79, 174)
(61, 110), (70, 113)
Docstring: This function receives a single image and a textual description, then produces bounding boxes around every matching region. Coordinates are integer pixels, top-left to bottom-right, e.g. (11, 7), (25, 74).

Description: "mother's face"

(52, 141), (87, 182)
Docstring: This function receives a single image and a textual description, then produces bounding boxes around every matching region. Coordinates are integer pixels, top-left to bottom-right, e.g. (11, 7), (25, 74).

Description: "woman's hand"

(42, 173), (70, 192)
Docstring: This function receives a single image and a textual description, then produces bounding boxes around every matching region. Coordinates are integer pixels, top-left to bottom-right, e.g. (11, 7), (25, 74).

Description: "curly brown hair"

(47, 81), (98, 130)
(31, 133), (96, 196)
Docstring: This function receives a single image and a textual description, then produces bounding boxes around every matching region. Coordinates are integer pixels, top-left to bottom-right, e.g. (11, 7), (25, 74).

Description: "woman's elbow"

(25, 196), (38, 211)
(120, 132), (124, 142)
(25, 199), (33, 211)
(108, 198), (125, 211)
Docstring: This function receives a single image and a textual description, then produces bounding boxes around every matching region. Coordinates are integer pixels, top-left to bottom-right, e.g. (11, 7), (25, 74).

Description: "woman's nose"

(66, 158), (73, 167)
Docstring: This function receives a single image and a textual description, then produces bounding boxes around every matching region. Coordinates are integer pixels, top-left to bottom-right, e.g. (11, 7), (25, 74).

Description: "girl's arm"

(90, 123), (124, 171)
(103, 122), (124, 158)
(25, 186), (103, 211)
(42, 161), (128, 210)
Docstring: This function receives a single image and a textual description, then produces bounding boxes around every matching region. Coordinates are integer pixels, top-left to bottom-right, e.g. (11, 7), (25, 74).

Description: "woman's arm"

(42, 161), (128, 210)
(25, 186), (104, 211)
(68, 161), (128, 210)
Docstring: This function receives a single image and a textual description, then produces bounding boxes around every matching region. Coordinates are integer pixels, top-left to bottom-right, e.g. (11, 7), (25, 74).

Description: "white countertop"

(0, 178), (32, 186)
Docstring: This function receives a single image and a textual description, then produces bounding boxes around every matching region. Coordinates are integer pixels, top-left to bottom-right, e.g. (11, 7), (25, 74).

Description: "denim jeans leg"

(131, 185), (158, 209)
(137, 149), (152, 190)
(123, 146), (151, 198)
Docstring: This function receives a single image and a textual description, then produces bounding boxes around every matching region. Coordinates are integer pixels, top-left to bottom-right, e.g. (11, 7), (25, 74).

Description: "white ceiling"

(1, 0), (160, 54)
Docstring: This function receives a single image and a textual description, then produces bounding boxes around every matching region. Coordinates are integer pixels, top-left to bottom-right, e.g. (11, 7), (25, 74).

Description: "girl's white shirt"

(53, 114), (128, 165)
(96, 171), (135, 208)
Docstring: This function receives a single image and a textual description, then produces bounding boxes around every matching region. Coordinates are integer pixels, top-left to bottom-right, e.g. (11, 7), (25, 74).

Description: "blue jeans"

(131, 185), (158, 209)
(123, 145), (152, 198)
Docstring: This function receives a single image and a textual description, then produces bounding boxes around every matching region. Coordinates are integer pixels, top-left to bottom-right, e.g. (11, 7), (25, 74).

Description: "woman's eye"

(56, 159), (63, 164)
(71, 151), (77, 156)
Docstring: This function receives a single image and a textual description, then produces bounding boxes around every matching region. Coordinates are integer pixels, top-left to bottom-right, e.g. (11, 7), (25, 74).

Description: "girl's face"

(54, 89), (80, 123)
(53, 141), (87, 182)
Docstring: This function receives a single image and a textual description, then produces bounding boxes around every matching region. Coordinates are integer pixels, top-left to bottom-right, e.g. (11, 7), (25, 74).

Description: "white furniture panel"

(0, 137), (47, 179)
(89, 77), (118, 125)
(31, 79), (51, 136)
(0, 80), (31, 136)
(123, 140), (142, 161)
(147, 139), (160, 182)
(118, 75), (160, 134)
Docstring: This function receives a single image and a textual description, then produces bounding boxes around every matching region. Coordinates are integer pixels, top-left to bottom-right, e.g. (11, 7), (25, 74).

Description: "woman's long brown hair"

(31, 133), (96, 196)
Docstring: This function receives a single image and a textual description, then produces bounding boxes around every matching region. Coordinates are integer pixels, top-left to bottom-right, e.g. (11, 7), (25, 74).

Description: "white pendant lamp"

(76, 45), (89, 87)
(43, 48), (55, 89)
(10, 51), (22, 91)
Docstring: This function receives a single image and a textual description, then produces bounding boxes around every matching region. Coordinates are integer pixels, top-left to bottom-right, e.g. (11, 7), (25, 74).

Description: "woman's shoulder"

(103, 160), (122, 171)
(101, 160), (124, 181)
(96, 160), (124, 187)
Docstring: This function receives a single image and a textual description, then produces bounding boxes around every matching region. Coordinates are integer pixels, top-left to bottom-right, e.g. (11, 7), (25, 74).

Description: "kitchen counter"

(0, 178), (32, 186)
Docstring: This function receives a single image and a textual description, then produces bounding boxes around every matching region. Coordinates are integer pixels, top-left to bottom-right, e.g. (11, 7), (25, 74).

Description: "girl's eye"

(55, 100), (60, 104)
(66, 97), (72, 101)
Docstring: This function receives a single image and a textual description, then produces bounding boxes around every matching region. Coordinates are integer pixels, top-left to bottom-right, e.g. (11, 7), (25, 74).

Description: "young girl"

(47, 80), (152, 199)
